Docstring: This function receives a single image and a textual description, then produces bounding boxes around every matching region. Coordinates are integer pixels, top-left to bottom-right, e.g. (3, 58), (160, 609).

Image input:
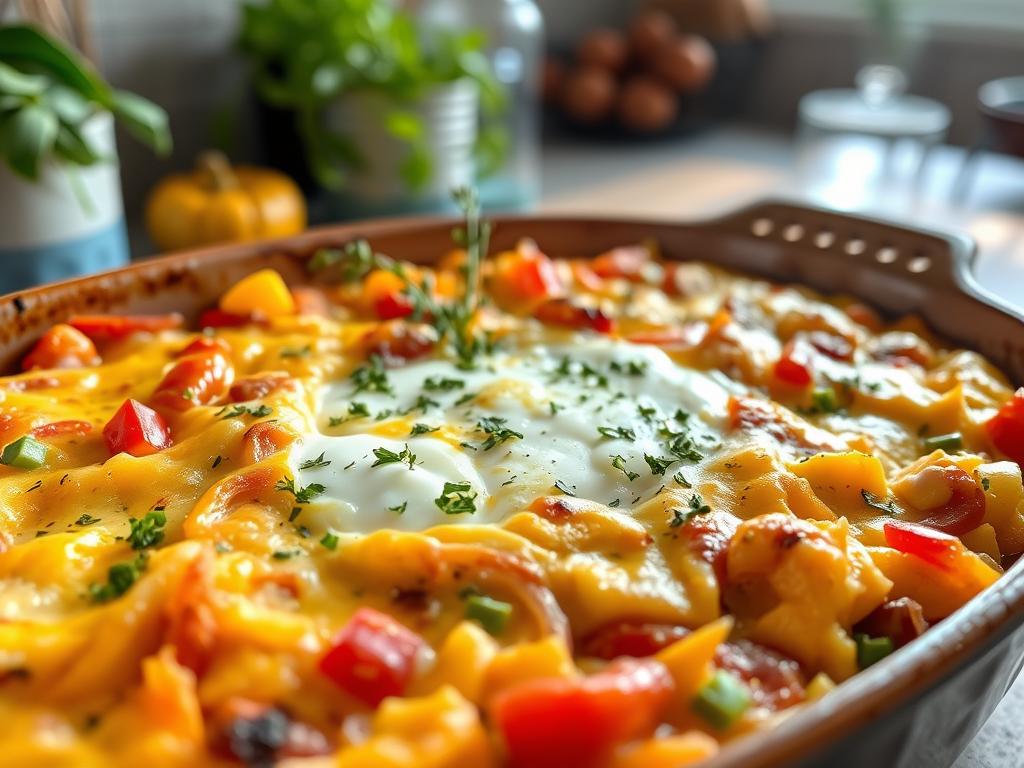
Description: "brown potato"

(576, 28), (629, 73)
(561, 66), (618, 124)
(628, 9), (677, 61)
(617, 76), (678, 133)
(651, 34), (717, 94)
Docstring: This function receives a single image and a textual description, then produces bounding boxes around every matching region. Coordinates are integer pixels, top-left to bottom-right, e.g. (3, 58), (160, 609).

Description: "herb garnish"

(476, 416), (524, 451)
(610, 359), (648, 376)
(861, 489), (897, 515)
(554, 479), (576, 496)
(299, 452), (331, 471)
(75, 513), (101, 526)
(611, 455), (639, 481)
(127, 510), (166, 550)
(669, 494), (712, 528)
(598, 425), (637, 441)
(351, 354), (393, 395)
(672, 470), (692, 488)
(389, 501), (408, 514)
(435, 481), (478, 515)
(372, 444), (417, 469)
(410, 423), (439, 436)
(423, 376), (465, 392)
(276, 477), (326, 504)
(217, 404), (273, 420)
(644, 454), (675, 476)
(89, 553), (149, 603)
(320, 531), (339, 550)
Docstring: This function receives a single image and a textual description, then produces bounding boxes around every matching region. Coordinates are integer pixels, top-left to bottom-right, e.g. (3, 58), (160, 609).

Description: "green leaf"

(2, 103), (58, 179)
(385, 110), (423, 142)
(111, 90), (171, 156)
(42, 84), (93, 125)
(0, 61), (47, 97)
(53, 122), (102, 166)
(0, 26), (111, 105)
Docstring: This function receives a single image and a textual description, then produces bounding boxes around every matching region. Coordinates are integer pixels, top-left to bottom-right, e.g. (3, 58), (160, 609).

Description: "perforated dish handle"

(700, 199), (978, 294)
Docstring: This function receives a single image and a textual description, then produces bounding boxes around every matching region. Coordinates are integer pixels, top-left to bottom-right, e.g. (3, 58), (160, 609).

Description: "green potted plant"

(238, 0), (503, 216)
(0, 23), (170, 292)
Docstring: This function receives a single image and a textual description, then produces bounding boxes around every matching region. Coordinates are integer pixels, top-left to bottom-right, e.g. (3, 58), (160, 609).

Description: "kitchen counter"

(539, 125), (1024, 768)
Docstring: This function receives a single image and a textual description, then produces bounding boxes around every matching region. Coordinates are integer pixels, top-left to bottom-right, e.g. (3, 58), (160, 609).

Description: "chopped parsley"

(549, 401), (563, 415)
(407, 394), (440, 413)
(351, 355), (393, 395)
(598, 425), (637, 441)
(644, 454), (675, 476)
(127, 510), (167, 550)
(861, 489), (897, 515)
(389, 500), (408, 514)
(610, 359), (648, 376)
(410, 423), (440, 436)
(423, 376), (465, 392)
(280, 344), (312, 359)
(554, 479), (576, 496)
(669, 494), (712, 528)
(371, 444), (417, 469)
(89, 553), (149, 603)
(329, 401), (371, 427)
(982, 477), (991, 491)
(275, 477), (326, 504)
(75, 513), (101, 527)
(611, 455), (640, 481)
(477, 416), (524, 451)
(298, 452), (331, 471)
(673, 470), (692, 488)
(435, 481), (478, 515)
(216, 404), (273, 420)
(810, 386), (840, 414)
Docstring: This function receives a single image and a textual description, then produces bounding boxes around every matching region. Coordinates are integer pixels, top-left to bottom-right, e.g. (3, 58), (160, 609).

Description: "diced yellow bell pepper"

(481, 635), (574, 702)
(219, 268), (295, 318)
(789, 451), (887, 517)
(610, 732), (719, 768)
(656, 616), (732, 707)
(411, 621), (499, 704)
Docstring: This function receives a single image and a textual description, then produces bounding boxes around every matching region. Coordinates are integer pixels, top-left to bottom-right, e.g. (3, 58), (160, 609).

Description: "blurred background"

(1, 0), (1024, 306)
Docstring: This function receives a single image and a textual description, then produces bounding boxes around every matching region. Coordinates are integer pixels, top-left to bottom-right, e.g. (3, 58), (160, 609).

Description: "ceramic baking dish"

(2, 200), (1022, 768)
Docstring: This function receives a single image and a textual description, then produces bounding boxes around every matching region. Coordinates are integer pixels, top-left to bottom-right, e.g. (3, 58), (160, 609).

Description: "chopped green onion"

(855, 633), (893, 669)
(465, 594), (512, 635)
(811, 386), (839, 414)
(922, 432), (963, 453)
(692, 669), (750, 730)
(1, 435), (47, 469)
(320, 531), (339, 550)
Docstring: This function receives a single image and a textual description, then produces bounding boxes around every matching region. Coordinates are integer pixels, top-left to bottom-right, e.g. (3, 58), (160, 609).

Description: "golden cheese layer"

(0, 240), (1020, 768)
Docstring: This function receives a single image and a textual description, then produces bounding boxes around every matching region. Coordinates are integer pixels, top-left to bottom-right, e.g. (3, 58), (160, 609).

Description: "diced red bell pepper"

(374, 292), (414, 321)
(773, 340), (813, 388)
(490, 247), (565, 310)
(986, 389), (1024, 467)
(883, 519), (961, 570)
(30, 419), (93, 439)
(318, 607), (425, 708)
(579, 621), (690, 660)
(914, 466), (986, 536)
(68, 313), (184, 341)
(807, 331), (854, 362)
(151, 344), (235, 412)
(241, 421), (297, 464)
(178, 336), (232, 357)
(103, 399), (172, 457)
(490, 658), (674, 768)
(22, 324), (99, 371)
(230, 372), (292, 403)
(534, 299), (615, 334)
(591, 245), (651, 281)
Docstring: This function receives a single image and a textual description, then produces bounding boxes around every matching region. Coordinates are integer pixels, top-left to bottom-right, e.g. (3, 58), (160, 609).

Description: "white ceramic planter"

(0, 111), (129, 293)
(324, 79), (479, 214)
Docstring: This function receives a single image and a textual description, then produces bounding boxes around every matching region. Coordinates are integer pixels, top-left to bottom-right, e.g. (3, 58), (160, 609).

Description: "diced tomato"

(845, 302), (883, 332)
(68, 313), (184, 341)
(987, 389), (1024, 466)
(241, 421), (297, 464)
(883, 519), (961, 570)
(22, 324), (99, 371)
(178, 336), (232, 357)
(374, 292), (414, 321)
(579, 621), (690, 660)
(103, 399), (172, 457)
(490, 246), (564, 310)
(230, 372), (292, 403)
(714, 640), (805, 712)
(30, 420), (93, 439)
(772, 340), (813, 388)
(914, 466), (986, 536)
(571, 261), (604, 292)
(591, 245), (650, 281)
(151, 344), (235, 412)
(199, 308), (265, 329)
(318, 607), (425, 708)
(807, 331), (854, 362)
(490, 658), (674, 768)
(534, 299), (614, 334)
(361, 321), (437, 364)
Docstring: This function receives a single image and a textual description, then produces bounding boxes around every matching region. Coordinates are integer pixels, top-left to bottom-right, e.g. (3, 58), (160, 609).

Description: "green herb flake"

(434, 481), (478, 515)
(644, 454), (675, 476)
(372, 444), (417, 469)
(351, 355), (394, 395)
(127, 510), (167, 550)
(275, 477), (326, 505)
(611, 455), (639, 481)
(75, 513), (101, 526)
(389, 500), (408, 514)
(598, 425), (637, 441)
(299, 452), (331, 471)
(320, 531), (339, 550)
(477, 416), (524, 451)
